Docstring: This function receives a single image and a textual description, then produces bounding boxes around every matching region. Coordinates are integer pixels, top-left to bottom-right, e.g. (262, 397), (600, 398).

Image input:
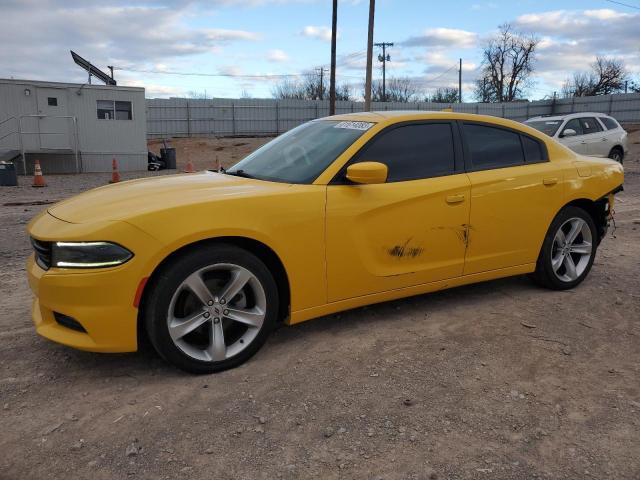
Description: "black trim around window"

(457, 120), (549, 173)
(330, 120), (464, 185)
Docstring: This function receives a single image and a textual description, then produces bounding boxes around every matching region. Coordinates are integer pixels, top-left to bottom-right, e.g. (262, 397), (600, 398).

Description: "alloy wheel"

(167, 263), (266, 362)
(550, 217), (593, 283)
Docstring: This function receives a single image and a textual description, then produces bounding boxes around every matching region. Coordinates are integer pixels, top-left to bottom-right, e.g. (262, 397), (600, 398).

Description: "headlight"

(52, 241), (133, 268)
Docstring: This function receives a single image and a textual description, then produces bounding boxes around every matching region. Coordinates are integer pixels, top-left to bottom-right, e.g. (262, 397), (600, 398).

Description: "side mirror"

(346, 161), (388, 185)
(561, 128), (577, 138)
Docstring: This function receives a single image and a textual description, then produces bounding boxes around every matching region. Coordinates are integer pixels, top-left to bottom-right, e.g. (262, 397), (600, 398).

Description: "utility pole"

(364, 0), (375, 111)
(316, 67), (325, 100)
(458, 58), (462, 103)
(329, 0), (338, 115)
(375, 42), (393, 102)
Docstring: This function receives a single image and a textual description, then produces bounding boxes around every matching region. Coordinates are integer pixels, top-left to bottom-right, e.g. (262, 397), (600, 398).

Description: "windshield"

(226, 120), (372, 183)
(525, 119), (563, 137)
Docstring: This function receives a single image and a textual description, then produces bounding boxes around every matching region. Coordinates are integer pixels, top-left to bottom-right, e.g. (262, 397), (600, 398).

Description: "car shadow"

(35, 274), (545, 378)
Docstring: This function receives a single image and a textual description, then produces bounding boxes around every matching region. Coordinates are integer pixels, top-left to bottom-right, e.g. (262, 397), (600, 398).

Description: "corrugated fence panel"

(146, 93), (640, 138)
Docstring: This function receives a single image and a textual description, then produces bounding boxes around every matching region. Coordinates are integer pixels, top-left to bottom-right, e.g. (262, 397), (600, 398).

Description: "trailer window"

(97, 100), (132, 120)
(115, 101), (132, 120)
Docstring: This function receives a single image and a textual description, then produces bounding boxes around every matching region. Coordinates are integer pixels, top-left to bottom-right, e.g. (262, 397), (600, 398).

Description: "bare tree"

(239, 88), (252, 99)
(473, 78), (495, 102)
(368, 77), (420, 102)
(302, 73), (327, 100)
(271, 78), (306, 99)
(474, 24), (538, 102)
(335, 83), (353, 101)
(271, 73), (326, 100)
(428, 87), (459, 103)
(187, 90), (209, 99)
(563, 57), (628, 97)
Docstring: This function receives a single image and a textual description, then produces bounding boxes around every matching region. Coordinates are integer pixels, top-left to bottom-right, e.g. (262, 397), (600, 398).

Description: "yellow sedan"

(27, 112), (624, 373)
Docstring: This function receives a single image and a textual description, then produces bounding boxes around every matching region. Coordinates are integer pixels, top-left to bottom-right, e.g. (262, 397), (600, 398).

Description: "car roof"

(526, 112), (611, 123)
(328, 110), (520, 125)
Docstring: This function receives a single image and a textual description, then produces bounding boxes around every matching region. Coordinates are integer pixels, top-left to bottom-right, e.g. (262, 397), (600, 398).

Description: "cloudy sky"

(1, 0), (639, 100)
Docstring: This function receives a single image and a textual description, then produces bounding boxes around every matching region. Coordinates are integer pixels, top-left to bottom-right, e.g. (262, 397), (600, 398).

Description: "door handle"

(445, 194), (465, 204)
(543, 177), (558, 186)
(601, 138), (607, 141)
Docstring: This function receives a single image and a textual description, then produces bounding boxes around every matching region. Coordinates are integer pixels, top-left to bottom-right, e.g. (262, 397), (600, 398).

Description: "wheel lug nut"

(213, 317), (220, 324)
(220, 298), (226, 305)
(207, 300), (214, 306)
(223, 309), (229, 316)
(203, 312), (210, 318)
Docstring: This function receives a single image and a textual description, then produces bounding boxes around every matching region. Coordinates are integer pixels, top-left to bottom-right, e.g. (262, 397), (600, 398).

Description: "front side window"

(353, 123), (455, 182)
(226, 120), (369, 184)
(561, 119), (583, 137)
(600, 117), (620, 130)
(580, 117), (602, 134)
(464, 123), (524, 169)
(97, 100), (132, 120)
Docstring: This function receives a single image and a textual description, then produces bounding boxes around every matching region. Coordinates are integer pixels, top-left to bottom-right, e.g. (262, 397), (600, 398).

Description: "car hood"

(48, 171), (290, 224)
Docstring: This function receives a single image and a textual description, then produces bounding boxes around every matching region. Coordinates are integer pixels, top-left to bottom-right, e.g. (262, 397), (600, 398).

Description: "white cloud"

(0, 1), (261, 84)
(301, 25), (333, 42)
(267, 49), (289, 63)
(403, 28), (478, 49)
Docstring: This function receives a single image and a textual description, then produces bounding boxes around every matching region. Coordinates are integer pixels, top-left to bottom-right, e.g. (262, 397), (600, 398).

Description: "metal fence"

(146, 93), (640, 139)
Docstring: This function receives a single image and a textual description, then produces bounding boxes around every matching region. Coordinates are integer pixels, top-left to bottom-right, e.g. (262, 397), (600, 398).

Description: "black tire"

(144, 243), (279, 374)
(530, 206), (598, 290)
(608, 147), (624, 164)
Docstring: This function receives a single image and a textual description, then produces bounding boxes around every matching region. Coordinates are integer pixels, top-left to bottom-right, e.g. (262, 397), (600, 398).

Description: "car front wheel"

(144, 244), (279, 373)
(531, 206), (597, 290)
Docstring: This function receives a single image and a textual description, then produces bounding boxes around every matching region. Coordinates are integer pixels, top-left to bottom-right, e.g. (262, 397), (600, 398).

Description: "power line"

(415, 64), (459, 87)
(604, 0), (640, 9)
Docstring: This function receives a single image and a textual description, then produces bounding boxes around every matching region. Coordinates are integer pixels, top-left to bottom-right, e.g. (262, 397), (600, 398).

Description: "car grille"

(30, 237), (52, 270)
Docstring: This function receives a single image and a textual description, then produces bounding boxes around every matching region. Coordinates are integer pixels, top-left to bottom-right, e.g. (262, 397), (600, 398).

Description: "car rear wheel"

(531, 206), (597, 290)
(608, 147), (624, 164)
(144, 244), (279, 373)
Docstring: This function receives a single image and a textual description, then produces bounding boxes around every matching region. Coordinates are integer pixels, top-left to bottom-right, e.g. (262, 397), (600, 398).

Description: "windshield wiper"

(225, 169), (255, 179)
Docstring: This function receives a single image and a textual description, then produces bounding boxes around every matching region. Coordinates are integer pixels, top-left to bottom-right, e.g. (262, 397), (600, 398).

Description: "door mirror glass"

(346, 161), (388, 184)
(561, 128), (577, 138)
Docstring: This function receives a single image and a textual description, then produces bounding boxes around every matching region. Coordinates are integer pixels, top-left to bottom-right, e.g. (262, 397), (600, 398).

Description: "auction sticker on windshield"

(334, 121), (374, 131)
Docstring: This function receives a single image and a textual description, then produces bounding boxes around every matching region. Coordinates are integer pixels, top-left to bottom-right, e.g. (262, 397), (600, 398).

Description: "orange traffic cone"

(109, 157), (121, 184)
(183, 158), (195, 173)
(32, 160), (47, 188)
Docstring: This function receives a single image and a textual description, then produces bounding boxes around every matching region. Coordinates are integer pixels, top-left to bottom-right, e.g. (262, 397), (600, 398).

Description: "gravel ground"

(1, 131), (639, 480)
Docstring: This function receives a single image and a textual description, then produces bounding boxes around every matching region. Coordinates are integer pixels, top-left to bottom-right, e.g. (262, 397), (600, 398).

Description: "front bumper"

(27, 212), (163, 352)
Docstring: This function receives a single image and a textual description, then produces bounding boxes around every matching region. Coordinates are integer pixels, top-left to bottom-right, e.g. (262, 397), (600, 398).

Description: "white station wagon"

(525, 112), (628, 163)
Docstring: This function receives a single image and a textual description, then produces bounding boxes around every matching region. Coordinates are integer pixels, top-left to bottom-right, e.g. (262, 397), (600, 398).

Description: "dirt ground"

(1, 131), (639, 480)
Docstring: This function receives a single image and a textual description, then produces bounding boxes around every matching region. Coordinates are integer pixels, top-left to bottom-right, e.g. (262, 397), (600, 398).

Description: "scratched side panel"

(325, 174), (471, 302)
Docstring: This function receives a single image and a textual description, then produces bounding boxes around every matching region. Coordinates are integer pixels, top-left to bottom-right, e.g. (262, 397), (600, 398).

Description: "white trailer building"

(0, 78), (147, 174)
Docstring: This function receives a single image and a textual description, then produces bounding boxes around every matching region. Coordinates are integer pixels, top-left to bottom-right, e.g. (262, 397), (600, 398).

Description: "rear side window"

(464, 123), (524, 169)
(580, 117), (602, 134)
(600, 117), (619, 130)
(522, 136), (545, 163)
(357, 123), (455, 182)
